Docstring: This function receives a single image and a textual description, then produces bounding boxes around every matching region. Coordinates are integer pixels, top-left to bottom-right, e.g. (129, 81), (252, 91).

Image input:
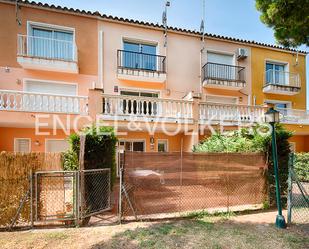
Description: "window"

(119, 140), (145, 152)
(14, 138), (30, 153)
(45, 139), (69, 153)
(29, 24), (74, 61)
(205, 95), (238, 104)
(265, 100), (290, 116)
(120, 90), (159, 115)
(157, 140), (168, 152)
(265, 62), (286, 85)
(24, 80), (78, 113)
(207, 52), (234, 65)
(123, 41), (157, 70)
(207, 52), (235, 80)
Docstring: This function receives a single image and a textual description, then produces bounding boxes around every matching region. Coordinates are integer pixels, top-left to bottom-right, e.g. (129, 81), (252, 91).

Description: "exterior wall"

(0, 127), (69, 152)
(251, 46), (306, 109)
(202, 39), (252, 105)
(0, 1), (98, 105)
(99, 20), (252, 103)
(118, 131), (184, 152)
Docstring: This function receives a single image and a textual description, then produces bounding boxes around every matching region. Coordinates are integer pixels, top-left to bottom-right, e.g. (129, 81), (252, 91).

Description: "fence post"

(118, 150), (125, 224)
(287, 153), (294, 224)
(30, 169), (33, 228)
(75, 171), (80, 227)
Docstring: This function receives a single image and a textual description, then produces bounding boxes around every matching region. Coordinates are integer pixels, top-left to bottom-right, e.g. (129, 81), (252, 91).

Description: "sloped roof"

(5, 0), (307, 54)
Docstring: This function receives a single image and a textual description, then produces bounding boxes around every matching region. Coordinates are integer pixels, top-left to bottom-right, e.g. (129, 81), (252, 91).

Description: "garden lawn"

(0, 212), (308, 249)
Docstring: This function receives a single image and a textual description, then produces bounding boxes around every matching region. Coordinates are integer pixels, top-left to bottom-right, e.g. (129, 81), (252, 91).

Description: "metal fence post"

(75, 171), (80, 227)
(287, 153), (294, 224)
(30, 169), (33, 228)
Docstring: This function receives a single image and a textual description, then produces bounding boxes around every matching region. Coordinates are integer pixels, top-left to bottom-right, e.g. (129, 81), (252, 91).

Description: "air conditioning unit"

(236, 48), (248, 60)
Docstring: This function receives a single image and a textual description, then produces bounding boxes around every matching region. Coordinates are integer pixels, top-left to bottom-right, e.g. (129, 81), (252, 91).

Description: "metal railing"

(102, 94), (193, 121)
(276, 108), (309, 125)
(117, 50), (166, 73)
(264, 69), (300, 88)
(0, 90), (88, 114)
(199, 102), (265, 123)
(17, 34), (78, 62)
(202, 62), (245, 83)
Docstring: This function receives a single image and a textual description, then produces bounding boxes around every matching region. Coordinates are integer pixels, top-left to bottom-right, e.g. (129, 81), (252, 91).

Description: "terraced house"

(0, 0), (308, 153)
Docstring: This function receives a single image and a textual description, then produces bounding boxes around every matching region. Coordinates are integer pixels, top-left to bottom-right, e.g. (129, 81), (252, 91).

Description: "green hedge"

(193, 124), (293, 208)
(62, 125), (117, 186)
(294, 153), (309, 182)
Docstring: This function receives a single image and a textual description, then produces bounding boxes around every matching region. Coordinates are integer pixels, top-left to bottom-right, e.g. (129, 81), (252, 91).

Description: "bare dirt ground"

(0, 211), (308, 249)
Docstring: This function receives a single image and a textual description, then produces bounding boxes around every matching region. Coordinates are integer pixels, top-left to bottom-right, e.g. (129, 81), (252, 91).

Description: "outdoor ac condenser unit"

(236, 48), (248, 60)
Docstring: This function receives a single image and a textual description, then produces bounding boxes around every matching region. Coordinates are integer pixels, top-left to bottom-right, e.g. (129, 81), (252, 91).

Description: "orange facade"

(0, 0), (308, 153)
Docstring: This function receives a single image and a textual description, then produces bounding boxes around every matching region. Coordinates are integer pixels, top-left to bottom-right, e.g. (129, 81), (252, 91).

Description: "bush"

(193, 124), (270, 153)
(266, 124), (293, 207)
(193, 124), (293, 208)
(62, 125), (117, 187)
(294, 153), (309, 182)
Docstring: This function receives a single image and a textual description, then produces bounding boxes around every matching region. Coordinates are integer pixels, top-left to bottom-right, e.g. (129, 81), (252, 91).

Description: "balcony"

(263, 70), (300, 95)
(199, 102), (265, 124)
(202, 62), (246, 90)
(117, 50), (166, 83)
(0, 90), (88, 114)
(102, 94), (193, 123)
(276, 108), (309, 125)
(17, 34), (78, 73)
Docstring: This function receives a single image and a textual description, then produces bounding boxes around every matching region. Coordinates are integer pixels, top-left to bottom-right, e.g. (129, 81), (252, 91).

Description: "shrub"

(193, 124), (269, 153)
(62, 125), (117, 186)
(193, 123), (293, 208)
(294, 153), (309, 182)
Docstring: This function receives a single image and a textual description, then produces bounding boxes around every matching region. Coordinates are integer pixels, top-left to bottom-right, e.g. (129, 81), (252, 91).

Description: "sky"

(38, 0), (308, 108)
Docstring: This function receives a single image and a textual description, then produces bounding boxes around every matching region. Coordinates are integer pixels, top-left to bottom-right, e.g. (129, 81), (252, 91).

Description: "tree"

(255, 0), (309, 47)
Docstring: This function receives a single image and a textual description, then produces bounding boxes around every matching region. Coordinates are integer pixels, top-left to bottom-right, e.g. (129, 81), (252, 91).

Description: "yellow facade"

(251, 47), (308, 152)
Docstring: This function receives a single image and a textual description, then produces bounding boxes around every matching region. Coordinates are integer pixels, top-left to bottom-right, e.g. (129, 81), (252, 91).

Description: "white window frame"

(118, 139), (146, 152)
(14, 138), (31, 153)
(45, 139), (69, 153)
(27, 21), (75, 40)
(122, 37), (160, 71)
(205, 49), (236, 66)
(118, 87), (161, 98)
(264, 59), (289, 85)
(205, 94), (239, 104)
(23, 78), (78, 96)
(264, 99), (292, 109)
(157, 139), (168, 152)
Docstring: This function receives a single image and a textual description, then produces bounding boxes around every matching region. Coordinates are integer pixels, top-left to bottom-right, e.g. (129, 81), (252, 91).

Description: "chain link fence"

(288, 160), (309, 225)
(120, 152), (267, 220)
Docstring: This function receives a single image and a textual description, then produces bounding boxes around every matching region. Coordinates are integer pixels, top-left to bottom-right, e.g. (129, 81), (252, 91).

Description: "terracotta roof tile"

(7, 0), (307, 54)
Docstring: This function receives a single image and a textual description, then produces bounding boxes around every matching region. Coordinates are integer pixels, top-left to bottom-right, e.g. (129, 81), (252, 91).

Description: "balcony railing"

(117, 50), (166, 73)
(265, 69), (300, 88)
(199, 102), (265, 123)
(276, 108), (309, 125)
(17, 34), (78, 62)
(0, 90), (88, 114)
(202, 62), (245, 87)
(102, 94), (193, 122)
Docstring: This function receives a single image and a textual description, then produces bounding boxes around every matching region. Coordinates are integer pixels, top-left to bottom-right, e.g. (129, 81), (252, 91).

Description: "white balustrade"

(0, 90), (88, 114)
(102, 94), (193, 121)
(199, 102), (265, 123)
(265, 69), (300, 88)
(276, 108), (309, 125)
(17, 34), (78, 62)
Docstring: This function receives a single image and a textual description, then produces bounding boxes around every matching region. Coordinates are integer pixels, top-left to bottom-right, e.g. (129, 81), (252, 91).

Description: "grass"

(102, 218), (309, 249)
(0, 213), (308, 249)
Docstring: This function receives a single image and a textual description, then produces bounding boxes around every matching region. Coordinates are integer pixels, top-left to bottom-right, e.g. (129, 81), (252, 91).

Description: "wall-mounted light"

(150, 136), (155, 145)
(34, 140), (41, 146)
